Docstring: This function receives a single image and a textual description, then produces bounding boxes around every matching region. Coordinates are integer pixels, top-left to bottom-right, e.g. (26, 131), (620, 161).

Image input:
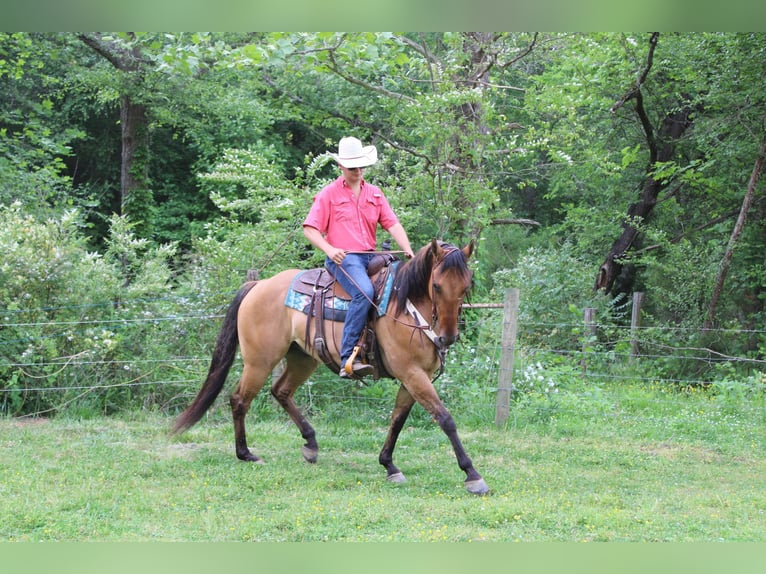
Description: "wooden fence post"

(581, 308), (596, 372)
(631, 292), (644, 360)
(495, 288), (519, 429)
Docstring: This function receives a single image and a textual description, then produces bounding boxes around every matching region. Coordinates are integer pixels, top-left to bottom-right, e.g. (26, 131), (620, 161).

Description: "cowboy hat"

(331, 136), (378, 168)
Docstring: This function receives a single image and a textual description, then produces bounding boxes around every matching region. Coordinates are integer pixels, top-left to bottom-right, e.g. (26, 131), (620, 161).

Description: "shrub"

(0, 205), (202, 416)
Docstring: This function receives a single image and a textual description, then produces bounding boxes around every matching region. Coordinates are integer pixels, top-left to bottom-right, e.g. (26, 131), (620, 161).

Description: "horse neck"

(392, 254), (433, 316)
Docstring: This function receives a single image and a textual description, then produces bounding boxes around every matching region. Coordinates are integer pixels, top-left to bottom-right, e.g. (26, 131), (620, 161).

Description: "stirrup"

(342, 347), (374, 378)
(343, 346), (362, 376)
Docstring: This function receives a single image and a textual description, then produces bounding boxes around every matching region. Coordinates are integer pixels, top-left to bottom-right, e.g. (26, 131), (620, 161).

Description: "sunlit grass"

(3, 376), (766, 542)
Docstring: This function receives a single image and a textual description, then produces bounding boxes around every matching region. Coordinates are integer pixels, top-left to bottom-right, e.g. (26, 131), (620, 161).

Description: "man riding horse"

(171, 137), (490, 495)
(302, 136), (414, 378)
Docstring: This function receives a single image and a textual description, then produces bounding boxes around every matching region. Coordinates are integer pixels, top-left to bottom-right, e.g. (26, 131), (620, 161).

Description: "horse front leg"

(403, 371), (490, 495)
(379, 384), (416, 483)
(433, 408), (489, 495)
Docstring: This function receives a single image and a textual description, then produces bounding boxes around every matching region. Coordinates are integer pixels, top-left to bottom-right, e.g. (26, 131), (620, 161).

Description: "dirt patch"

(154, 442), (206, 459)
(640, 443), (721, 463)
(9, 417), (49, 428)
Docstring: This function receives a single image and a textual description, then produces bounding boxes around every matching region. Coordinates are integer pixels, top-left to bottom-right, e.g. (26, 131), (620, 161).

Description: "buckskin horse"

(171, 239), (489, 495)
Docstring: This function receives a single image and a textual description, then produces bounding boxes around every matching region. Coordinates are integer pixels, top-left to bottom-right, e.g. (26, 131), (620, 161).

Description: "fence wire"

(2, 296), (765, 420)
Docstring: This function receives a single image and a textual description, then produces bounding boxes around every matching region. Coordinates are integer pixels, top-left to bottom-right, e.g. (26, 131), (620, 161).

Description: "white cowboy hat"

(331, 136), (378, 168)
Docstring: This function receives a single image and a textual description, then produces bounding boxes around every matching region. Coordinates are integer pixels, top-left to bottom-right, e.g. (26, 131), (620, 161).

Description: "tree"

(78, 33), (153, 232)
(6, 32), (766, 336)
(74, 32), (302, 248)
(516, 33), (766, 334)
(595, 33), (695, 295)
(705, 138), (766, 329)
(245, 32), (540, 248)
(0, 33), (82, 212)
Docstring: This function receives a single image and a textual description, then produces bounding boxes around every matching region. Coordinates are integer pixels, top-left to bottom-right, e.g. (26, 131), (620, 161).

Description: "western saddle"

(289, 253), (398, 379)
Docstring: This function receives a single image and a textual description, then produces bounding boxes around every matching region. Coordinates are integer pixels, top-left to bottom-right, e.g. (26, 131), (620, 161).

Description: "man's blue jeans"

(325, 252), (375, 363)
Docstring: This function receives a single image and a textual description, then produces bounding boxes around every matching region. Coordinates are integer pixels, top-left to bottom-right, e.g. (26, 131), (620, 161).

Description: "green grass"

(2, 382), (766, 542)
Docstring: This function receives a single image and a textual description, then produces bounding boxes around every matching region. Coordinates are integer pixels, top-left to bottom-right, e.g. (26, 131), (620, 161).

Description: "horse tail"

(171, 281), (258, 435)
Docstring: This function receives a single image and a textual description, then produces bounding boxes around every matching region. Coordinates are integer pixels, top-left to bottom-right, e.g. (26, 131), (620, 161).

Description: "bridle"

(335, 246), (470, 379)
(426, 245), (468, 325)
(400, 245), (471, 378)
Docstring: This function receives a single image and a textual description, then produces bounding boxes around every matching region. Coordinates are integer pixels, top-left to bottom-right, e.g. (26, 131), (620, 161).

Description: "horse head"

(425, 239), (474, 347)
(392, 239), (474, 347)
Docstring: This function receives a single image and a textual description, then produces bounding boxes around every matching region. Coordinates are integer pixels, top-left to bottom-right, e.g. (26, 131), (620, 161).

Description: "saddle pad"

(285, 272), (350, 322)
(375, 260), (399, 315)
(284, 261), (399, 320)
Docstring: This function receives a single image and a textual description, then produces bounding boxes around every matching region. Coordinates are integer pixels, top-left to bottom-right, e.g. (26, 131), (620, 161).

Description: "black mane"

(392, 242), (469, 316)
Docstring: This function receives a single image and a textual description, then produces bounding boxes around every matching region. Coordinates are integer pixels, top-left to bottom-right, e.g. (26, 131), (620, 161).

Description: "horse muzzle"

(437, 332), (459, 348)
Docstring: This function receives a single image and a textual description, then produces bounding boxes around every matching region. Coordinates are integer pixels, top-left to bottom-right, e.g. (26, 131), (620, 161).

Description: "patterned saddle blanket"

(284, 256), (399, 322)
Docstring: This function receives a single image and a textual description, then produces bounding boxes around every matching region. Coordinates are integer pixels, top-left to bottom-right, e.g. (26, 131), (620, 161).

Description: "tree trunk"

(448, 33), (537, 243)
(78, 33), (151, 223)
(704, 139), (766, 329)
(449, 33), (494, 242)
(119, 96), (149, 216)
(595, 33), (695, 294)
(594, 106), (694, 293)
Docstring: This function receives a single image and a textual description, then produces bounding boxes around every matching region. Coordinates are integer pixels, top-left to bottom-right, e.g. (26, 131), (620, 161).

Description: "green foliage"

(435, 344), (500, 427)
(0, 204), (212, 416)
(0, 203), (118, 414)
(257, 32), (514, 244)
(3, 32), (766, 418)
(189, 143), (330, 299)
(199, 145), (293, 222)
(0, 33), (83, 211)
(640, 238), (718, 325)
(104, 214), (177, 294)
(490, 243), (610, 349)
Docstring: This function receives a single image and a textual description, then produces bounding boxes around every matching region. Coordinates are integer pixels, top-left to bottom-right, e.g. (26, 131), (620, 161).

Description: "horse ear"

(430, 238), (441, 258)
(462, 240), (475, 260)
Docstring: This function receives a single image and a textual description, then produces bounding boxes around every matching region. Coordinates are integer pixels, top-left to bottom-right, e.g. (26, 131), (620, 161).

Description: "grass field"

(2, 378), (766, 542)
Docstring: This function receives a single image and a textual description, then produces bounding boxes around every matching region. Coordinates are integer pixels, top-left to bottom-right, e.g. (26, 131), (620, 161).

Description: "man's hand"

(327, 247), (347, 264)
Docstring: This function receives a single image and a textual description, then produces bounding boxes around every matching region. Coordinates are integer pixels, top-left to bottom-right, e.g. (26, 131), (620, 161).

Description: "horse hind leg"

(230, 361), (272, 463)
(270, 344), (320, 463)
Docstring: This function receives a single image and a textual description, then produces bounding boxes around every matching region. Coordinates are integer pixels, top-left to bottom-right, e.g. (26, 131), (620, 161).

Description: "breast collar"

(404, 299), (447, 379)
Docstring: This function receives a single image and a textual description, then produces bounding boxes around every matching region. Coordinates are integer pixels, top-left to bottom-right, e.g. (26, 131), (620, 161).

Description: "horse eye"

(433, 283), (442, 294)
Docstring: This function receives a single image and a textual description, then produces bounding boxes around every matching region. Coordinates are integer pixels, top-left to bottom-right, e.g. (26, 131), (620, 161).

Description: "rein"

(332, 251), (402, 318)
(334, 246), (466, 380)
(404, 299), (449, 380)
(334, 249), (456, 330)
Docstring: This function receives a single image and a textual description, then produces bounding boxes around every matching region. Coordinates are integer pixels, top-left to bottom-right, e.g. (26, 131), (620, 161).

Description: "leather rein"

(336, 247), (468, 378)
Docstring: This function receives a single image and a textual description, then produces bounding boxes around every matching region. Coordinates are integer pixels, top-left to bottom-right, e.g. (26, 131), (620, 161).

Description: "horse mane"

(392, 241), (470, 316)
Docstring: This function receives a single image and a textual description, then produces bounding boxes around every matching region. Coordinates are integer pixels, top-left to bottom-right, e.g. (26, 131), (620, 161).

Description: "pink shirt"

(303, 176), (400, 251)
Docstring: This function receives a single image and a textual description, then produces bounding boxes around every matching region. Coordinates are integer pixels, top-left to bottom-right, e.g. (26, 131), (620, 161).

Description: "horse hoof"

(386, 472), (407, 484)
(465, 478), (490, 495)
(240, 455), (265, 464)
(302, 446), (318, 464)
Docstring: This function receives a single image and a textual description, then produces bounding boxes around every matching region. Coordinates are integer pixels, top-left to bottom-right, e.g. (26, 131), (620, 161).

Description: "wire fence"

(2, 291), (765, 421)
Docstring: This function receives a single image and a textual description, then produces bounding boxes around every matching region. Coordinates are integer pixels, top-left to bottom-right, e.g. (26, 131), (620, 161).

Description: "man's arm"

(386, 223), (415, 259)
(303, 225), (347, 264)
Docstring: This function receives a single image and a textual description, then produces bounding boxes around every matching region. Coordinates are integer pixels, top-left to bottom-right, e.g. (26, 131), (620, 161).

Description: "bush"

(0, 205), (210, 416)
(490, 243), (617, 353)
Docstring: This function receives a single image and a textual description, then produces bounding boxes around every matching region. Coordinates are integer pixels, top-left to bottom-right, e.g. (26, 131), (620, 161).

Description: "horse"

(171, 239), (489, 495)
